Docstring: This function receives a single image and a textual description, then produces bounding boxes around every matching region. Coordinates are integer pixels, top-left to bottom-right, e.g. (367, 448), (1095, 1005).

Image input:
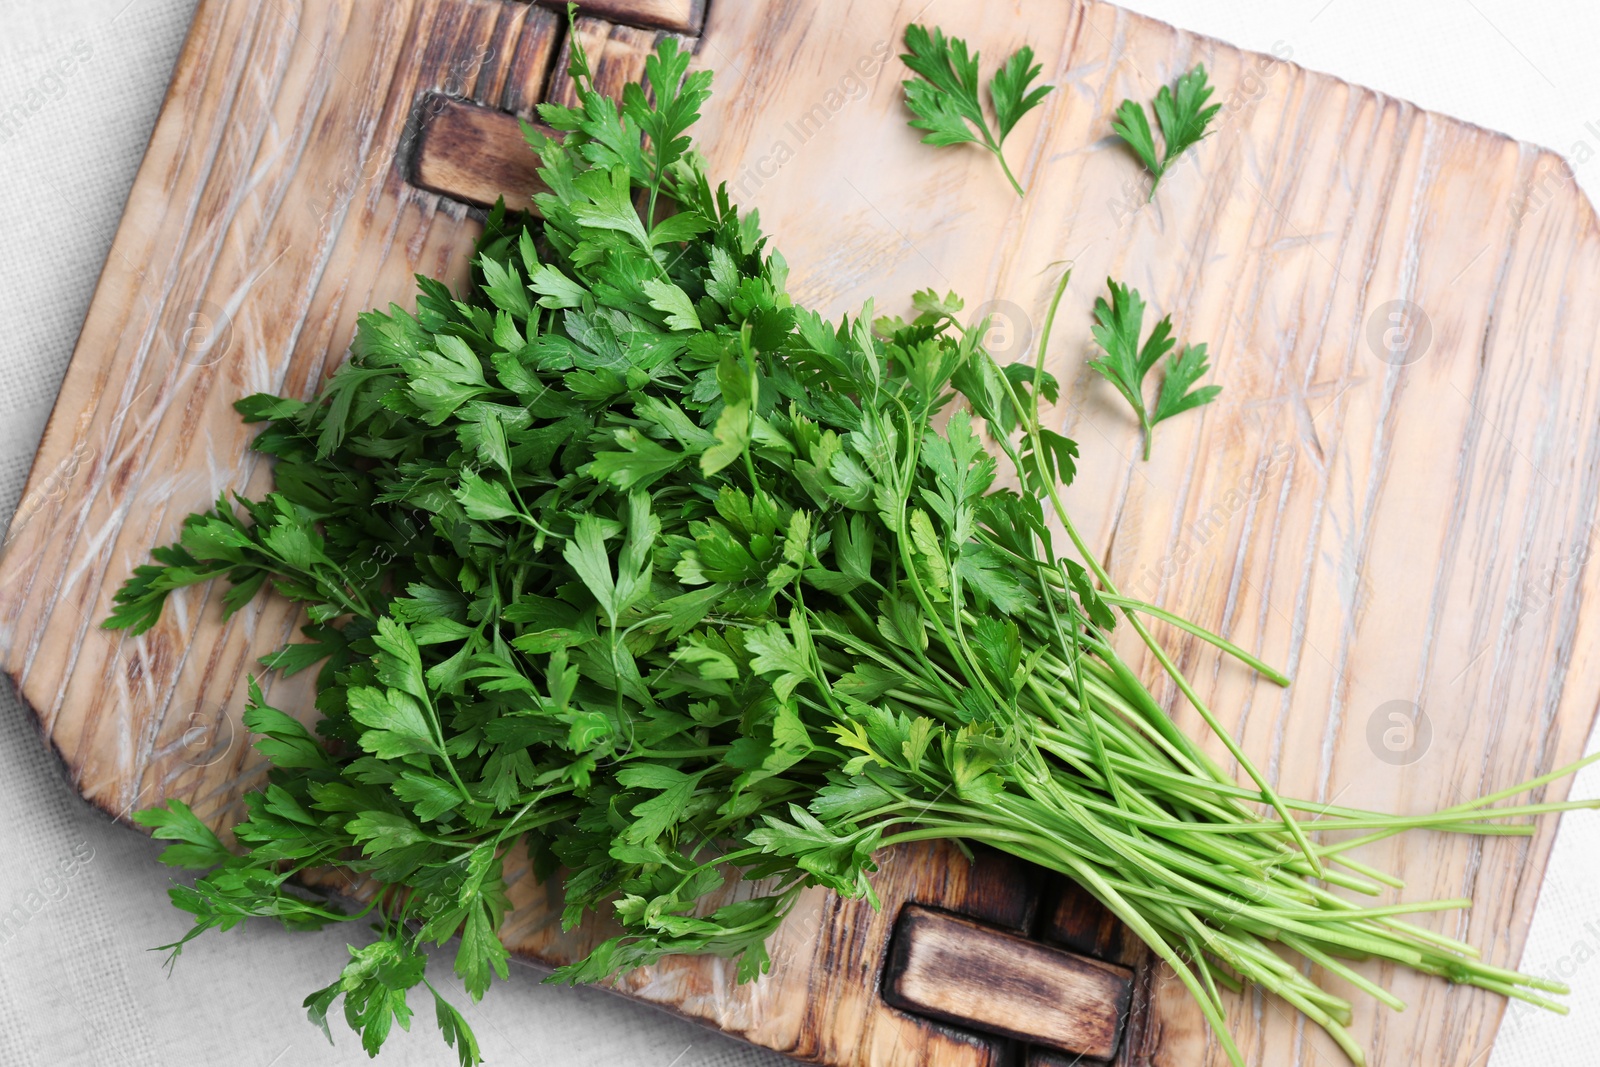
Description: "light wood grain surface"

(2, 0), (1598, 1064)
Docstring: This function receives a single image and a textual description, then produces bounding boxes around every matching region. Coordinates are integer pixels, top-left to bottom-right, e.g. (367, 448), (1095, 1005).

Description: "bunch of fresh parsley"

(109, 23), (1592, 1067)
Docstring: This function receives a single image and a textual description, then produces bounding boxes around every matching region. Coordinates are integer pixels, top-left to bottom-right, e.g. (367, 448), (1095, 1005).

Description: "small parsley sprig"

(1087, 279), (1220, 459)
(899, 23), (1053, 197)
(1112, 64), (1220, 198)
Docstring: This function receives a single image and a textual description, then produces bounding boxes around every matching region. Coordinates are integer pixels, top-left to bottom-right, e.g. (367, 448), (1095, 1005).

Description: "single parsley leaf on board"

(990, 44), (1054, 141)
(1086, 278), (1219, 459)
(900, 23), (1053, 198)
(1152, 341), (1221, 427)
(133, 800), (232, 869)
(1111, 64), (1221, 198)
(429, 984), (482, 1067)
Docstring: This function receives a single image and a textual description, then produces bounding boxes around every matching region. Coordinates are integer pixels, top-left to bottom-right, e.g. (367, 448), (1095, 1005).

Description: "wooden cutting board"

(4, 0), (1599, 1064)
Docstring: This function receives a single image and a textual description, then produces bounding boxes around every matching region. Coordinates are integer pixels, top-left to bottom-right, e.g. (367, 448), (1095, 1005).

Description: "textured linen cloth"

(0, 1), (1595, 1065)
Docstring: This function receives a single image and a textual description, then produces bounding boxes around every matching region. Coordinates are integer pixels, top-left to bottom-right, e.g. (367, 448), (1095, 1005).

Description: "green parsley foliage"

(900, 23), (1053, 197)
(1086, 278), (1220, 459)
(1112, 64), (1221, 198)
(107, 24), (1593, 1067)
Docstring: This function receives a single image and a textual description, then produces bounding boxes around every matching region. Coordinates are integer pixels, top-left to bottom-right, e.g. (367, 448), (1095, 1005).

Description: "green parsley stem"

(990, 146), (1026, 198)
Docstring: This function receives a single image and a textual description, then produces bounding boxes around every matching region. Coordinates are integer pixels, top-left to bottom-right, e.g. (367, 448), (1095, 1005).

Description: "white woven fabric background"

(0, 1), (1595, 1065)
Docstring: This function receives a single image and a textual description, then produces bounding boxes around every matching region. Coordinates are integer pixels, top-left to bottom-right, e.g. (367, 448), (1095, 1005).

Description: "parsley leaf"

(1086, 278), (1219, 459)
(900, 24), (1053, 197)
(1112, 64), (1221, 198)
(133, 800), (232, 869)
(1153, 341), (1221, 427)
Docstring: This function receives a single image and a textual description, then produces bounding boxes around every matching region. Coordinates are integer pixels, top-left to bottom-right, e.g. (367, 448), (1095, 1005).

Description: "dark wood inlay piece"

(1027, 951), (1158, 1067)
(412, 96), (548, 209)
(545, 16), (692, 109)
(538, 0), (705, 35)
(1033, 877), (1157, 1065)
(933, 845), (1044, 932)
(884, 904), (1134, 1060)
(1038, 874), (1127, 962)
